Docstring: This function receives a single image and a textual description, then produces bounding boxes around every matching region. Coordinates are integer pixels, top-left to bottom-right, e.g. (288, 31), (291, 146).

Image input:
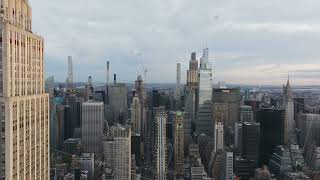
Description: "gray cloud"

(30, 0), (320, 85)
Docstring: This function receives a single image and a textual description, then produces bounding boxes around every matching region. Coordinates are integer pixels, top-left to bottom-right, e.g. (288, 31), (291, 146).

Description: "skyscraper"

(184, 52), (199, 153)
(110, 125), (131, 180)
(82, 101), (104, 154)
(174, 63), (181, 106)
(212, 88), (241, 128)
(242, 122), (260, 167)
(186, 52), (198, 91)
(131, 94), (141, 134)
(283, 78), (295, 145)
(214, 122), (224, 152)
(196, 48), (213, 136)
(154, 106), (167, 180)
(67, 56), (74, 89)
(239, 105), (254, 122)
(256, 108), (284, 165)
(226, 152), (234, 180)
(108, 75), (128, 125)
(174, 111), (184, 177)
(0, 0), (49, 179)
(134, 75), (147, 137)
(234, 123), (242, 151)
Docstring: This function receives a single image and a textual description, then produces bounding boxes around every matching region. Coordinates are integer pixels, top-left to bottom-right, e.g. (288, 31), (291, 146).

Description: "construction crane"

(132, 49), (150, 82)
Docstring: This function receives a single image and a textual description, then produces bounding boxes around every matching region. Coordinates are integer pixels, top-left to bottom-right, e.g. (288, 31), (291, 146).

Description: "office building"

(242, 122), (260, 166)
(254, 166), (272, 180)
(174, 111), (184, 177)
(134, 75), (147, 136)
(64, 93), (82, 139)
(75, 153), (94, 180)
(298, 113), (320, 153)
(239, 105), (254, 122)
(0, 0), (49, 178)
(284, 171), (310, 180)
(214, 122), (224, 152)
(283, 79), (295, 145)
(131, 94), (141, 134)
(185, 52), (198, 152)
(108, 75), (128, 125)
(212, 88), (241, 128)
(186, 52), (198, 91)
(184, 89), (196, 153)
(309, 146), (320, 170)
(234, 156), (257, 179)
(131, 155), (137, 180)
(64, 138), (81, 155)
(197, 48), (213, 136)
(226, 152), (234, 180)
(269, 145), (292, 179)
(131, 134), (141, 167)
(234, 122), (242, 151)
(209, 149), (226, 179)
(256, 108), (285, 165)
(103, 136), (114, 169)
(82, 101), (104, 154)
(67, 56), (74, 89)
(294, 97), (305, 122)
(110, 124), (131, 180)
(154, 106), (168, 180)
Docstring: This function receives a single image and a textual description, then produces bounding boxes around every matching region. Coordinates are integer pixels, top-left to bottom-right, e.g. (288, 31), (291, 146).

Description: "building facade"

(174, 111), (184, 177)
(67, 56), (73, 89)
(239, 105), (253, 122)
(108, 82), (128, 125)
(110, 125), (131, 180)
(196, 48), (213, 136)
(82, 101), (104, 154)
(214, 122), (224, 152)
(154, 107), (167, 180)
(131, 95), (141, 135)
(0, 0), (49, 179)
(283, 79), (295, 145)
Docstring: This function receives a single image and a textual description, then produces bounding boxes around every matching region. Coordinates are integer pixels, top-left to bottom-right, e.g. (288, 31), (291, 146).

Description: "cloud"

(30, 0), (320, 85)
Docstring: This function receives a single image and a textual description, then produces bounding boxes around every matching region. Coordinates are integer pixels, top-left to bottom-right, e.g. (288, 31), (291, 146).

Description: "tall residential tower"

(67, 56), (73, 89)
(0, 0), (49, 179)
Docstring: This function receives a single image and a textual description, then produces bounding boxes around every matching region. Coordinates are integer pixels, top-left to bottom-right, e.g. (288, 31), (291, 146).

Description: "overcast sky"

(31, 0), (320, 85)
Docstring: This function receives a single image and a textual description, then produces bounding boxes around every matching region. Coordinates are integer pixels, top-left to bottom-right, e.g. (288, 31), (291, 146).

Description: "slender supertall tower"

(67, 56), (74, 89)
(105, 61), (110, 104)
(0, 0), (49, 179)
(106, 61), (110, 85)
(174, 63), (181, 101)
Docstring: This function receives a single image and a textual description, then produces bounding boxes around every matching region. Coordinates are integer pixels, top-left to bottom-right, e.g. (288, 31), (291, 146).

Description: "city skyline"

(30, 0), (320, 85)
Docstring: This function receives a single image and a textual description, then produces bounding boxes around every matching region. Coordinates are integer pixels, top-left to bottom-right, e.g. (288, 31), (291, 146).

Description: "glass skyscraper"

(196, 48), (213, 136)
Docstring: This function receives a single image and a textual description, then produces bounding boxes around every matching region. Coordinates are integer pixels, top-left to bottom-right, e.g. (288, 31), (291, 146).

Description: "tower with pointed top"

(283, 78), (295, 145)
